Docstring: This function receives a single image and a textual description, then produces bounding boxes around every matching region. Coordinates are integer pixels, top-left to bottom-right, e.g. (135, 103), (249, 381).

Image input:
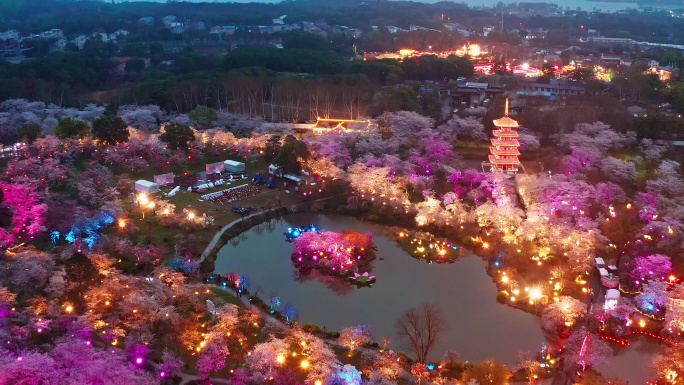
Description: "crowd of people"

(202, 183), (262, 204)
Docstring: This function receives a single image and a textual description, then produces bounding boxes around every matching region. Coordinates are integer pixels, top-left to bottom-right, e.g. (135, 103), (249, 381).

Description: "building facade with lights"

(488, 100), (521, 174)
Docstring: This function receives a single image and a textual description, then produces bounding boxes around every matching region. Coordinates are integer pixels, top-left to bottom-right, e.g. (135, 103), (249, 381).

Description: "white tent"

(224, 160), (245, 172)
(598, 268), (609, 277)
(135, 180), (160, 194)
(606, 289), (620, 300)
(595, 257), (605, 266)
(604, 289), (620, 310)
(268, 164), (282, 176)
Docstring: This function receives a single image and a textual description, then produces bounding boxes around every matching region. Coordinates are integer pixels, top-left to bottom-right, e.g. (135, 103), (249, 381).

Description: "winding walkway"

(199, 197), (336, 261)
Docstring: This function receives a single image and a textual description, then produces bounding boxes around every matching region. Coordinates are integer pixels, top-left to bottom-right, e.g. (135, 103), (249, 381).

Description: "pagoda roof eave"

(493, 116), (520, 128)
(493, 129), (519, 138)
(488, 155), (521, 165)
(491, 138), (520, 146)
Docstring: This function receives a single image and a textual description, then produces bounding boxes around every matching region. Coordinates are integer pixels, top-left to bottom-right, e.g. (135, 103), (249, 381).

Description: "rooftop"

(493, 116), (520, 128)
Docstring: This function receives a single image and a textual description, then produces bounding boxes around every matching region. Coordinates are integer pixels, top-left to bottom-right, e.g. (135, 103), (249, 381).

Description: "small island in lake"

(291, 229), (375, 278)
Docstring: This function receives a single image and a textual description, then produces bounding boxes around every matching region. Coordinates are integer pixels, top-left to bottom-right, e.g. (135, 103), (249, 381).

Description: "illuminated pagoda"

(488, 99), (521, 174)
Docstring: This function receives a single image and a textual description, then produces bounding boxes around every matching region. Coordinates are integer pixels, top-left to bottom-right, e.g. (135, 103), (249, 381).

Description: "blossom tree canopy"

(630, 254), (672, 283)
(636, 280), (669, 314)
(0, 182), (47, 246)
(0, 338), (157, 385)
(563, 329), (613, 371)
(339, 325), (372, 352)
(541, 296), (588, 333)
(292, 230), (373, 273)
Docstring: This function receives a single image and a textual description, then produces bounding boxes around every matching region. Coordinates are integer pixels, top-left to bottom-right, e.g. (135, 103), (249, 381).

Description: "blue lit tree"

(269, 295), (281, 312)
(238, 274), (250, 291)
(282, 304), (298, 324)
(329, 364), (362, 385)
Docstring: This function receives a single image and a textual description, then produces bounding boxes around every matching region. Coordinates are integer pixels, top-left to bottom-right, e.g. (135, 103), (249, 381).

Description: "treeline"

(107, 73), (374, 120)
(223, 47), (473, 79)
(0, 0), (480, 36)
(0, 52), (115, 106)
(0, 47), (474, 113)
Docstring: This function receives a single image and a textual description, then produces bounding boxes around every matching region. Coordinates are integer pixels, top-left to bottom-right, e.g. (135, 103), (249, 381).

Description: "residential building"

(585, 36), (636, 45)
(210, 26), (237, 35)
(138, 17), (155, 26)
(452, 82), (503, 107)
(387, 26), (408, 34)
(518, 78), (604, 96)
(410, 25), (441, 33)
(600, 54), (623, 68)
(109, 29), (130, 40)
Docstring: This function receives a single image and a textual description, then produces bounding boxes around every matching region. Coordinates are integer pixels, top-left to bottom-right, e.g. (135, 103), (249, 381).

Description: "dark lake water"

(215, 213), (546, 365)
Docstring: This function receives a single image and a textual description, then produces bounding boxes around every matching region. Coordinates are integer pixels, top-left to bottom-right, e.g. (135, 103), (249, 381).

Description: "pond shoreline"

(198, 202), (539, 317)
(208, 211), (550, 366)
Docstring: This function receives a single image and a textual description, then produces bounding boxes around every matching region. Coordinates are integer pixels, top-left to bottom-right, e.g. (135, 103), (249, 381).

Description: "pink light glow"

(135, 357), (143, 365)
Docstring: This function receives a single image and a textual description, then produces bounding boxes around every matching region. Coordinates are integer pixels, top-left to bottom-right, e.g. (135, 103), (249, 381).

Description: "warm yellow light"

(300, 360), (310, 369)
(482, 243), (489, 249)
(639, 320), (646, 328)
(276, 355), (285, 364)
(501, 276), (509, 284)
(65, 305), (74, 313)
(188, 212), (196, 220)
(529, 288), (542, 301)
(118, 219), (126, 228)
(137, 193), (149, 205)
(315, 381), (323, 385)
(468, 44), (481, 57)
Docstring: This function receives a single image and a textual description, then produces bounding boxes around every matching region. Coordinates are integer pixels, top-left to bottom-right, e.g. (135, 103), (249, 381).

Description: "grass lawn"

(210, 287), (244, 307)
(115, 157), (305, 251)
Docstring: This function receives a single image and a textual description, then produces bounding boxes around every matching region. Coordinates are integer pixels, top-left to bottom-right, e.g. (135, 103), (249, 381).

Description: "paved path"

(199, 197), (336, 261)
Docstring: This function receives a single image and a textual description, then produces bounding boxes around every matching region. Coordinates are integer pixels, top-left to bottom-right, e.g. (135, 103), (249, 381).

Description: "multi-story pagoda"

(488, 99), (521, 173)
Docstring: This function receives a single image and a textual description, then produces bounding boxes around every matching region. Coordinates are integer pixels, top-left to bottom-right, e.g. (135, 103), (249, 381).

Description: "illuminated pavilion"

(488, 99), (521, 174)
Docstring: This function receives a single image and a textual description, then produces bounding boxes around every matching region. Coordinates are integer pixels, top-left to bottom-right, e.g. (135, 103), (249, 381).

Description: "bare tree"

(395, 303), (446, 363)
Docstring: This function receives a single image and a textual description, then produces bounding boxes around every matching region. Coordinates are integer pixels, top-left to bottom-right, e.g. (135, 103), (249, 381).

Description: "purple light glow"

(135, 357), (143, 365)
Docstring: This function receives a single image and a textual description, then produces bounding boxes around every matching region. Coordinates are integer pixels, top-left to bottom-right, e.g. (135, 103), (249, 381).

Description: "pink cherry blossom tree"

(339, 325), (372, 353)
(541, 296), (588, 333)
(563, 328), (612, 371)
